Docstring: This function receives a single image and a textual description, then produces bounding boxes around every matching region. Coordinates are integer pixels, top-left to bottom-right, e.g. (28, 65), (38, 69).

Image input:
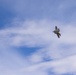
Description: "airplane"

(53, 26), (61, 38)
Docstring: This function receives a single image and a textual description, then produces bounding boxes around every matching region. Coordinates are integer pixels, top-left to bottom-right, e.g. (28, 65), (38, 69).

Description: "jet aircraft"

(53, 26), (61, 38)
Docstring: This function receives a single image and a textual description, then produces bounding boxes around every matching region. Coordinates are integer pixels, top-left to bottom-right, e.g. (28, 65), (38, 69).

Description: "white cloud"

(1, 0), (76, 75)
(8, 54), (76, 75)
(0, 19), (76, 75)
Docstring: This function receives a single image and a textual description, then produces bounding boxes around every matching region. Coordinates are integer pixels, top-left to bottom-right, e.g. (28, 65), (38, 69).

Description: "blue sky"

(0, 0), (76, 75)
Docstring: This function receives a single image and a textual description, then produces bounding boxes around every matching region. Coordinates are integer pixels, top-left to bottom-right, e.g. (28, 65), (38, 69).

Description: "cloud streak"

(1, 0), (76, 75)
(0, 19), (76, 75)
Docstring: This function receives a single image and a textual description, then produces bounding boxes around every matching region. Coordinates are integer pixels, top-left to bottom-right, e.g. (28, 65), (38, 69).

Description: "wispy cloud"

(0, 19), (76, 75)
(1, 0), (76, 75)
(19, 54), (76, 75)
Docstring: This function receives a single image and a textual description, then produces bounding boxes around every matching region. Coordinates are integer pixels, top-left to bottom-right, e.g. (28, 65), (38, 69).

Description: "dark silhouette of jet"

(53, 26), (61, 38)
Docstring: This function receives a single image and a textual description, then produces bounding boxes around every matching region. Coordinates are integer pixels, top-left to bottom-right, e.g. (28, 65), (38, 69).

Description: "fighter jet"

(53, 26), (61, 38)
